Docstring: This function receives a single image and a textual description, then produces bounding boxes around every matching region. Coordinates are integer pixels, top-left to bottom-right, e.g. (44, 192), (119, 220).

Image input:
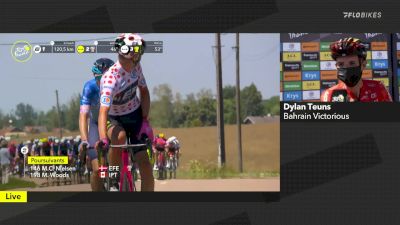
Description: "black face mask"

(337, 65), (362, 87)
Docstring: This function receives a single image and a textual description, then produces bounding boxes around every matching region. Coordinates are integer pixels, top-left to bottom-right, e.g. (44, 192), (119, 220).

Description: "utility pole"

(55, 90), (63, 139)
(233, 33), (243, 173)
(215, 33), (226, 168)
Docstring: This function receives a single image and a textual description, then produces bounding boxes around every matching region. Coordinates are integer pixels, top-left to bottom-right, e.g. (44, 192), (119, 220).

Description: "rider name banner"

(281, 102), (400, 122)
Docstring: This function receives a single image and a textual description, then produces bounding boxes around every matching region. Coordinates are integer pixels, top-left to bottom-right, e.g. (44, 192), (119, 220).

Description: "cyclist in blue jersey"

(79, 58), (114, 191)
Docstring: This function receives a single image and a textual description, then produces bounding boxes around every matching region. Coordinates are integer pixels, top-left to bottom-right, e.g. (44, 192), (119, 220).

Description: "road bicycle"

(166, 150), (178, 179)
(156, 149), (167, 180)
(98, 136), (152, 192)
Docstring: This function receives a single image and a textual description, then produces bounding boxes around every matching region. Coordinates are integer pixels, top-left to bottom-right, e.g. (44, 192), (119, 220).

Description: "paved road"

(14, 178), (280, 192)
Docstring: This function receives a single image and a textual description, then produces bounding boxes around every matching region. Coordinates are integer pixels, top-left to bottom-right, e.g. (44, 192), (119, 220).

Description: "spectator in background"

(8, 142), (17, 173)
(16, 142), (25, 177)
(0, 140), (12, 184)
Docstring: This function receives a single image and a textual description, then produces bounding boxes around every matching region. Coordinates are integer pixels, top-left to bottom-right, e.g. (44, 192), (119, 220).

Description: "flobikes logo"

(11, 40), (33, 62)
(343, 12), (382, 19)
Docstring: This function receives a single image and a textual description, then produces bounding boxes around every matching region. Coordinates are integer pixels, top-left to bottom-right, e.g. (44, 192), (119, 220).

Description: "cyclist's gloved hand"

(138, 118), (154, 142)
(79, 140), (89, 151)
(99, 138), (109, 149)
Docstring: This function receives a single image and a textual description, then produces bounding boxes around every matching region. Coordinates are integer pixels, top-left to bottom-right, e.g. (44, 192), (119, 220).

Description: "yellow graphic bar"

(28, 156), (68, 165)
(0, 191), (27, 203)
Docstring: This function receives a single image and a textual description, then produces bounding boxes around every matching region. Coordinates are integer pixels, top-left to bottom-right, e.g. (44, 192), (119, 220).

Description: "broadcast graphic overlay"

(280, 33), (400, 225)
(280, 33), (392, 102)
(5, 0), (400, 224)
(0, 33), (279, 195)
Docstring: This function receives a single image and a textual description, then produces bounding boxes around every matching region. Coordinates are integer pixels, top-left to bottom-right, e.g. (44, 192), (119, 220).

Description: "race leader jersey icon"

(100, 62), (146, 115)
(321, 80), (392, 102)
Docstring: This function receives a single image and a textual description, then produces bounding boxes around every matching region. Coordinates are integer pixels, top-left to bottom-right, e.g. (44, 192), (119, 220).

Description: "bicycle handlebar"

(110, 144), (147, 148)
(82, 143), (88, 150)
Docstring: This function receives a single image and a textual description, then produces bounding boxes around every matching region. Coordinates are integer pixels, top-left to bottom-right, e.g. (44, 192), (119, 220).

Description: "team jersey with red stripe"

(99, 61), (146, 116)
(321, 79), (392, 102)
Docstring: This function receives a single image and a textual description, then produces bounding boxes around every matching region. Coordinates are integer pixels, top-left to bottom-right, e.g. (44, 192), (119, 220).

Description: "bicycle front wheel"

(121, 172), (130, 192)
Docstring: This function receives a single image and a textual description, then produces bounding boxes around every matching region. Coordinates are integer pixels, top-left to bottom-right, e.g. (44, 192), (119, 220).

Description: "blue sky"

(0, 33), (279, 113)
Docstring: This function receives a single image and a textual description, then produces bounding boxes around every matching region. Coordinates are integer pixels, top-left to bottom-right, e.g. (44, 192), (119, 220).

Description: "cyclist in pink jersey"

(153, 133), (167, 170)
(97, 33), (154, 191)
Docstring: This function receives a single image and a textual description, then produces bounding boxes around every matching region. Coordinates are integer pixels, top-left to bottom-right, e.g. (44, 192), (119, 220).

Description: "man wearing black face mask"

(321, 37), (392, 102)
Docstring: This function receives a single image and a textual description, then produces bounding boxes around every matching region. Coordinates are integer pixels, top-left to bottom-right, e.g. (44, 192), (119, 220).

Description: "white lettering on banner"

(283, 112), (350, 120)
(282, 43), (301, 52)
(306, 103), (331, 111)
(375, 62), (386, 67)
(288, 33), (309, 40)
(303, 90), (320, 100)
(283, 112), (311, 120)
(364, 33), (382, 39)
(283, 103), (306, 112)
(283, 103), (332, 112)
(372, 51), (388, 60)
(320, 61), (336, 70)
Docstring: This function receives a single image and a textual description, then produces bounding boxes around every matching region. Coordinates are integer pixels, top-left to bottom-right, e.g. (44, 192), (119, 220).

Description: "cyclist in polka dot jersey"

(98, 33), (154, 192)
(100, 61), (146, 115)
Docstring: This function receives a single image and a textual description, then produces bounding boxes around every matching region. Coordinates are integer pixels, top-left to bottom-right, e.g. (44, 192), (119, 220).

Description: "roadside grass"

(176, 160), (280, 179)
(0, 177), (37, 190)
(12, 123), (280, 179)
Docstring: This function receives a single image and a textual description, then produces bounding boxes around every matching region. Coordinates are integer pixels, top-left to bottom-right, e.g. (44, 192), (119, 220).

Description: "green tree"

(263, 96), (280, 115)
(183, 93), (198, 127)
(150, 84), (174, 128)
(172, 93), (186, 127)
(45, 107), (60, 131)
(196, 89), (216, 126)
(65, 94), (81, 131)
(1, 114), (17, 128)
(15, 103), (37, 127)
(223, 98), (236, 124)
(36, 111), (48, 127)
(241, 83), (264, 119)
(223, 85), (236, 99)
(0, 110), (4, 129)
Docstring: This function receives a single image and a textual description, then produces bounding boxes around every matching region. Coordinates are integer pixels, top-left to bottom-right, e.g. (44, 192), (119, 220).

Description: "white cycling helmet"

(55, 139), (60, 144)
(115, 33), (145, 59)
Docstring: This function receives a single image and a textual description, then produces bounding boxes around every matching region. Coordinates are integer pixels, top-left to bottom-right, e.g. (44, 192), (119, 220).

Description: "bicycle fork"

(120, 149), (135, 192)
